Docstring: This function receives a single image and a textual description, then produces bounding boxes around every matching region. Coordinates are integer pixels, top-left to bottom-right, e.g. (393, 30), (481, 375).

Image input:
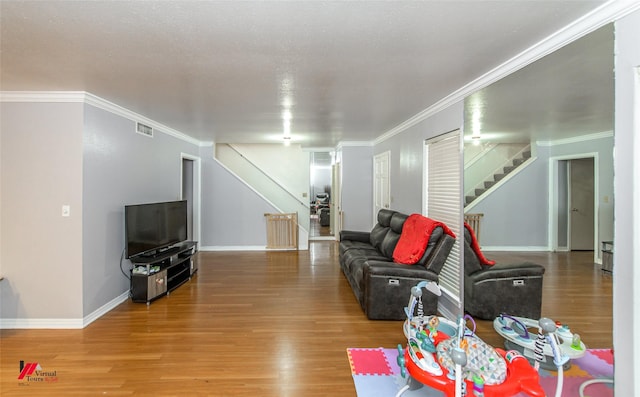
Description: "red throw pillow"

(393, 214), (433, 265)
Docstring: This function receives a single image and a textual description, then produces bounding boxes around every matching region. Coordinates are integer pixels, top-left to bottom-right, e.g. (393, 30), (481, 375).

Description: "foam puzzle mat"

(347, 347), (613, 397)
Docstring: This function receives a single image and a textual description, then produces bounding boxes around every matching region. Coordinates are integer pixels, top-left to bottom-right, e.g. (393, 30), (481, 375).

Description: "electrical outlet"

(62, 205), (70, 217)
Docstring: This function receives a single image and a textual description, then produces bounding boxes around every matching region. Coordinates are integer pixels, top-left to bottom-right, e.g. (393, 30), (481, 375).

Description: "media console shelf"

(130, 241), (198, 304)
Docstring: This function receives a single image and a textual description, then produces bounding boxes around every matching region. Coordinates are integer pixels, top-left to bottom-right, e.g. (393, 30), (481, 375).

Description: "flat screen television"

(125, 200), (188, 259)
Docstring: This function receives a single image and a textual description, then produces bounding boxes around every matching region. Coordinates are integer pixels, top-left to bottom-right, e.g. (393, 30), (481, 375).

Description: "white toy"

(493, 314), (586, 370)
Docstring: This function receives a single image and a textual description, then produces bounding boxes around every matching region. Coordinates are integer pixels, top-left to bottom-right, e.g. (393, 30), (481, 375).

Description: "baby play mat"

(346, 347), (613, 397)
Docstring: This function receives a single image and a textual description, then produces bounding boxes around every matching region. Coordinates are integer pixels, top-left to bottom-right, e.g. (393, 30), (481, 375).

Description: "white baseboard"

(83, 291), (129, 327)
(309, 236), (336, 241)
(0, 318), (84, 329)
(199, 245), (310, 251)
(481, 246), (550, 252)
(199, 245), (267, 251)
(0, 291), (129, 329)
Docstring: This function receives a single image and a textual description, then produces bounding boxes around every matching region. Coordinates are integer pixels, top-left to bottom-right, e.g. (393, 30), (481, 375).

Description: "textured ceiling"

(1, 1), (612, 148)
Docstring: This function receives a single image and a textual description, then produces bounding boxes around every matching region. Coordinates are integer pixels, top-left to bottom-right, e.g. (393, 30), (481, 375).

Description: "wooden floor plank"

(0, 243), (612, 396)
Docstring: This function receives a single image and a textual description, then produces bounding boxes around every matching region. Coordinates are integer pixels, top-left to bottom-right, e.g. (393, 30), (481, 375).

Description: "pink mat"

(347, 347), (613, 397)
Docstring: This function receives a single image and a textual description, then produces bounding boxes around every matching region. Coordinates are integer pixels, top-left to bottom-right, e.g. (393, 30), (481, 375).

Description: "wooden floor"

(309, 214), (333, 237)
(0, 244), (612, 396)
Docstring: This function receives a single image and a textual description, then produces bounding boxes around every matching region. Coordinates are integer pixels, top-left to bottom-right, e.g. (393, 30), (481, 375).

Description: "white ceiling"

(465, 22), (614, 144)
(0, 1), (615, 148)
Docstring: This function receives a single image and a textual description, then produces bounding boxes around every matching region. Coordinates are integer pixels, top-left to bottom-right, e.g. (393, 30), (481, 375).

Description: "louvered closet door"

(425, 129), (463, 312)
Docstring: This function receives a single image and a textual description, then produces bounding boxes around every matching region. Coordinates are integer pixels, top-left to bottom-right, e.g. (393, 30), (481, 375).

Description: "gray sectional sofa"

(339, 209), (455, 320)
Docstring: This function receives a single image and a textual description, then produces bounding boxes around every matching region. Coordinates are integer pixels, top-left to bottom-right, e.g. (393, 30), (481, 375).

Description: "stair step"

(465, 196), (476, 205)
(523, 150), (531, 159)
(494, 173), (506, 182)
(484, 180), (496, 189)
(513, 158), (524, 166)
(503, 165), (516, 174)
(475, 188), (486, 196)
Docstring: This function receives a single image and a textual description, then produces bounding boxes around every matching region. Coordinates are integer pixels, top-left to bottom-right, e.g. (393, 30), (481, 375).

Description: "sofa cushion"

(343, 248), (389, 273)
(369, 223), (390, 250)
(375, 212), (406, 258)
(390, 212), (407, 233)
(377, 208), (395, 226)
(339, 239), (374, 258)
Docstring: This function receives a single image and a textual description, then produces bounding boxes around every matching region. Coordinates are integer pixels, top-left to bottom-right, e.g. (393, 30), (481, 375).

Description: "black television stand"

(129, 241), (198, 304)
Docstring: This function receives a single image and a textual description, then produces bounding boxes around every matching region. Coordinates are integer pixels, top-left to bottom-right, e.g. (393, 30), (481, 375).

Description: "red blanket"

(464, 222), (495, 266)
(393, 214), (455, 265)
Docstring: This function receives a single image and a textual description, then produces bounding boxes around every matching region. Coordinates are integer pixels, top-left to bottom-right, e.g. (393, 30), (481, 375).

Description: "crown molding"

(537, 130), (614, 147)
(1, 91), (203, 147)
(83, 93), (202, 146)
(336, 141), (374, 150)
(302, 146), (337, 152)
(374, 0), (640, 146)
(0, 91), (86, 102)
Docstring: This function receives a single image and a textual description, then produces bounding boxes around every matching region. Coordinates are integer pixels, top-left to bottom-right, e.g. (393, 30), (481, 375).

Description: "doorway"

(309, 151), (334, 240)
(181, 154), (202, 243)
(373, 151), (391, 225)
(549, 153), (599, 261)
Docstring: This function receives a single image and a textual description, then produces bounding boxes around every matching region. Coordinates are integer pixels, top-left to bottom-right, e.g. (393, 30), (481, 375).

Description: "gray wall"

(374, 103), (464, 215)
(339, 145), (374, 231)
(471, 149), (549, 248)
(0, 99), (288, 324)
(613, 9), (640, 396)
(547, 135), (614, 252)
(199, 146), (277, 248)
(471, 135), (614, 251)
(1, 102), (84, 321)
(82, 104), (200, 316)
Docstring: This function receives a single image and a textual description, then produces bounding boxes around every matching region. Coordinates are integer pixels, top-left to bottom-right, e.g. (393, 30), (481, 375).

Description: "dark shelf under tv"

(130, 241), (198, 304)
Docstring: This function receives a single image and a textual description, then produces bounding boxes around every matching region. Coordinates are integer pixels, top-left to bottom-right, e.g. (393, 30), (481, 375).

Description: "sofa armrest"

(340, 230), (371, 243)
(422, 234), (455, 274)
(465, 262), (544, 320)
(468, 262), (545, 283)
(363, 260), (439, 320)
(365, 260), (439, 281)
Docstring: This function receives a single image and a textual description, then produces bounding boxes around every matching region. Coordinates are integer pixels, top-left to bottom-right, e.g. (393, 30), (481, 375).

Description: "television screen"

(125, 200), (188, 258)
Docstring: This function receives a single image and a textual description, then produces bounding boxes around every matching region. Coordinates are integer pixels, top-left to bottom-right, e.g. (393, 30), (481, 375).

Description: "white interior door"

(373, 151), (391, 224)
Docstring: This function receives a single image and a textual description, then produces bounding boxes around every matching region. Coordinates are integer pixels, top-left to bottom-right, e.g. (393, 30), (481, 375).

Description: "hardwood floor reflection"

(309, 214), (332, 237)
(0, 244), (612, 396)
(473, 250), (612, 349)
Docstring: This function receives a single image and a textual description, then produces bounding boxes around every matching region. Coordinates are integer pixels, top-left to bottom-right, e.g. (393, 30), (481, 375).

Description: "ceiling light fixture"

(282, 109), (292, 145)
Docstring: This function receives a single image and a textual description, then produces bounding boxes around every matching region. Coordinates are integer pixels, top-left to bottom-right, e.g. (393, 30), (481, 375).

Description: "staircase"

(465, 145), (531, 207)
(214, 143), (310, 247)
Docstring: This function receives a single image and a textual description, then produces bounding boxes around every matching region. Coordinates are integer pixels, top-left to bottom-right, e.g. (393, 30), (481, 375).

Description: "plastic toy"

(395, 281), (545, 397)
(494, 314), (590, 397)
(493, 314), (586, 370)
